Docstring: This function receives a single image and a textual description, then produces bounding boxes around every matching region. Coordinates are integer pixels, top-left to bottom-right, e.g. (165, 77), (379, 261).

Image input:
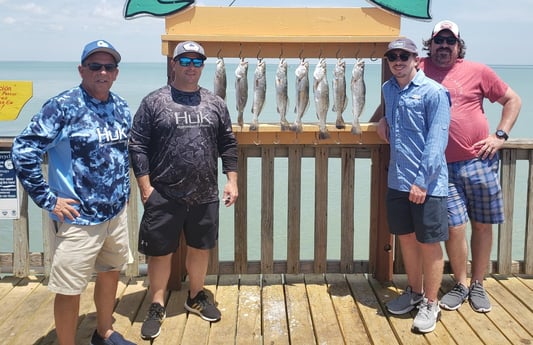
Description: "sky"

(0, 0), (532, 65)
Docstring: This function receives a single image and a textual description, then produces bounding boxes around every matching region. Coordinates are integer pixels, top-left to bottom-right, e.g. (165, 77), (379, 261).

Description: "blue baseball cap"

(81, 40), (121, 63)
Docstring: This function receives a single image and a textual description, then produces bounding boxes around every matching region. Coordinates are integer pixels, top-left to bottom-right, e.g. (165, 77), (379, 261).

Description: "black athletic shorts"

(138, 188), (219, 256)
(386, 188), (448, 244)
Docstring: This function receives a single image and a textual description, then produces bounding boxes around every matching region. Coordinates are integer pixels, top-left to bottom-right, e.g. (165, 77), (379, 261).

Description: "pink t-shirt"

(419, 58), (508, 163)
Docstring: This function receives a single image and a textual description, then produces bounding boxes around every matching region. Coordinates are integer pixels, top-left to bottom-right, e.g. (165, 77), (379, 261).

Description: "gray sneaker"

(439, 282), (469, 310)
(386, 286), (424, 315)
(141, 302), (166, 340)
(469, 280), (492, 313)
(412, 298), (441, 333)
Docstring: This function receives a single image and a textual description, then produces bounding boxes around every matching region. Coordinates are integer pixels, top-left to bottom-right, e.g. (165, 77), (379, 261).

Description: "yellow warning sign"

(0, 81), (33, 121)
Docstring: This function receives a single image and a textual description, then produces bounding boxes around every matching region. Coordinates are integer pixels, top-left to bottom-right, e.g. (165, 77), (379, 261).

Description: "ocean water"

(1, 60), (532, 262)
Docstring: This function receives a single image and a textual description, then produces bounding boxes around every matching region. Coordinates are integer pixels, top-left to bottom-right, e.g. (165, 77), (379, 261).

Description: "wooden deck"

(0, 273), (531, 345)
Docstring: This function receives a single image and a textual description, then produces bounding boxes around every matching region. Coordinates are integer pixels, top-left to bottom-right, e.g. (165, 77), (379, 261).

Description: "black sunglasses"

(385, 52), (411, 62)
(176, 57), (205, 68)
(84, 62), (118, 72)
(433, 36), (458, 45)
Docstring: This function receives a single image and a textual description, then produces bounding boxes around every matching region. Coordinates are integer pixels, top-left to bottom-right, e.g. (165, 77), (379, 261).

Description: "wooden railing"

(1, 129), (532, 283)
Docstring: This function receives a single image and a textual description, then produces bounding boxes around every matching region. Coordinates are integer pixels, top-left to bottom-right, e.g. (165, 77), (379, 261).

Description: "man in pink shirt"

(375, 20), (522, 314)
(419, 20), (521, 313)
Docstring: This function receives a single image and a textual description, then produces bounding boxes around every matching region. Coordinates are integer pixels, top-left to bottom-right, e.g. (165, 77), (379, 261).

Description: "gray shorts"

(47, 207), (130, 295)
(386, 188), (449, 243)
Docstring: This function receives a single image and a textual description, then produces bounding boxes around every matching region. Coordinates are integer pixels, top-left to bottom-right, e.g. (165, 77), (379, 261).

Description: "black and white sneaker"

(184, 290), (221, 322)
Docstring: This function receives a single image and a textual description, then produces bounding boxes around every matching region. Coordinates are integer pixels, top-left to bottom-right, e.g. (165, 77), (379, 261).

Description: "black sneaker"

(141, 302), (166, 340)
(90, 330), (136, 345)
(184, 290), (221, 322)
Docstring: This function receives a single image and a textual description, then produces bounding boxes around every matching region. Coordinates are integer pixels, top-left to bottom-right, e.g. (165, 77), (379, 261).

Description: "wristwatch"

(495, 129), (509, 141)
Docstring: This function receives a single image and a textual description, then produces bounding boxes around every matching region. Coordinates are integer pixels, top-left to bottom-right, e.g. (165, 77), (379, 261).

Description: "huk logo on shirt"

(96, 126), (128, 145)
(173, 111), (213, 127)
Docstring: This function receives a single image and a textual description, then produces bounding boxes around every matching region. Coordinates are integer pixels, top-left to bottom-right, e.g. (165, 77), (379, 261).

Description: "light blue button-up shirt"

(383, 69), (451, 197)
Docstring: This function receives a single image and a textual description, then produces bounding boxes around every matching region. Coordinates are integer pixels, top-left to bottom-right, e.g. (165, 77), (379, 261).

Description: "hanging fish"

(351, 58), (366, 135)
(332, 58), (347, 129)
(214, 57), (227, 101)
(250, 59), (266, 131)
(235, 59), (248, 127)
(313, 58), (330, 140)
(275, 58), (290, 131)
(291, 59), (310, 133)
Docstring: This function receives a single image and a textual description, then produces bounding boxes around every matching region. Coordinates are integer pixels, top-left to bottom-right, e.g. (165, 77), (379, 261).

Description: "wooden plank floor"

(0, 273), (531, 345)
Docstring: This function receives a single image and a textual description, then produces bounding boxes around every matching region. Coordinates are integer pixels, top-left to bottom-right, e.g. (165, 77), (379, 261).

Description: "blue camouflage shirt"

(11, 85), (131, 225)
(383, 69), (451, 197)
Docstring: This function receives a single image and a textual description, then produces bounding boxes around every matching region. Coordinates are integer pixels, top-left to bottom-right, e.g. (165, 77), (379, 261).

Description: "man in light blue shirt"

(377, 37), (451, 334)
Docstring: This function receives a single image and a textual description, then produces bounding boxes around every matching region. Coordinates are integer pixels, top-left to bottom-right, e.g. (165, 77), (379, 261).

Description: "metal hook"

(370, 44), (378, 61)
(335, 132), (341, 145)
(273, 132), (280, 145)
(293, 132), (300, 144)
(354, 48), (360, 59)
(318, 47), (323, 59)
(257, 46), (262, 61)
(279, 45), (284, 59)
(253, 131), (262, 145)
(217, 48), (222, 59)
(313, 132), (320, 145)
(299, 48), (304, 61)
(336, 48), (342, 59)
(239, 43), (243, 60)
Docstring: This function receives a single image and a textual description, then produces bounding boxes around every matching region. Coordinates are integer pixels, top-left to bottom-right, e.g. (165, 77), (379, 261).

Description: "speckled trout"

(332, 58), (347, 129)
(275, 58), (290, 130)
(235, 59), (248, 127)
(250, 59), (266, 131)
(313, 58), (330, 140)
(291, 59), (309, 133)
(214, 57), (227, 101)
(350, 58), (366, 135)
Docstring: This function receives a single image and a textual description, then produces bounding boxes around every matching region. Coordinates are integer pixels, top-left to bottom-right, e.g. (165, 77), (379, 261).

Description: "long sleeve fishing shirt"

(11, 86), (131, 225)
(129, 85), (238, 205)
(383, 69), (451, 197)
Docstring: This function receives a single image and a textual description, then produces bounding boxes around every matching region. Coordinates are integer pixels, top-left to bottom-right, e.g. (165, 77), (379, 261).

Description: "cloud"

(455, 0), (533, 23)
(16, 2), (46, 15)
(2, 16), (16, 24)
(92, 0), (123, 21)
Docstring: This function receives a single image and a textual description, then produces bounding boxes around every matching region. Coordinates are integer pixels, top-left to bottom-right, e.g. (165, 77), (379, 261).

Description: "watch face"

(496, 130), (508, 140)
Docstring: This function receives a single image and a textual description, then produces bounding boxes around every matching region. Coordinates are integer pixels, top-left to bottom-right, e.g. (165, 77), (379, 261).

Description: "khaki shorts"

(47, 207), (131, 295)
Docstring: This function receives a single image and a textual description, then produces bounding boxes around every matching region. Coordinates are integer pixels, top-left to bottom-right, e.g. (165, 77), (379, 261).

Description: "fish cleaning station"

(160, 6), (399, 285)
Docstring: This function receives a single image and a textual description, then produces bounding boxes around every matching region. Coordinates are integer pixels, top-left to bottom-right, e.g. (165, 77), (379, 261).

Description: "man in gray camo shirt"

(129, 41), (238, 340)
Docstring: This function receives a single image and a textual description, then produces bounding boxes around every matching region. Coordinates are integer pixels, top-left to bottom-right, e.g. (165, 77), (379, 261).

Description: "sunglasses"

(176, 57), (205, 67)
(84, 62), (118, 72)
(385, 52), (411, 62)
(433, 36), (458, 45)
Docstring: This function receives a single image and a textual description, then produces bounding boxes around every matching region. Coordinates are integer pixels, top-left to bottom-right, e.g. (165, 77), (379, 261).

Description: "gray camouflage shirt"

(129, 85), (237, 205)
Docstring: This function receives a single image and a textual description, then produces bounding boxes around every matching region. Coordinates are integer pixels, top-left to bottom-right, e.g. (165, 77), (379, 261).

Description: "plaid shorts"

(448, 155), (504, 227)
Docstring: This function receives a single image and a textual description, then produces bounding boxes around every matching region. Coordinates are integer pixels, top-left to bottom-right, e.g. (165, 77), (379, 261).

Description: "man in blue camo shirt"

(11, 40), (135, 345)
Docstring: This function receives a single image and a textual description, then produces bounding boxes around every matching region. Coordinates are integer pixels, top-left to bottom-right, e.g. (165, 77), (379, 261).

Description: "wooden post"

(370, 145), (393, 282)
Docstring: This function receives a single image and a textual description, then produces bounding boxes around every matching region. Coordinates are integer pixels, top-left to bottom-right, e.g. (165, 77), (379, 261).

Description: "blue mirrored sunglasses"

(176, 57), (205, 67)
(84, 63), (118, 72)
